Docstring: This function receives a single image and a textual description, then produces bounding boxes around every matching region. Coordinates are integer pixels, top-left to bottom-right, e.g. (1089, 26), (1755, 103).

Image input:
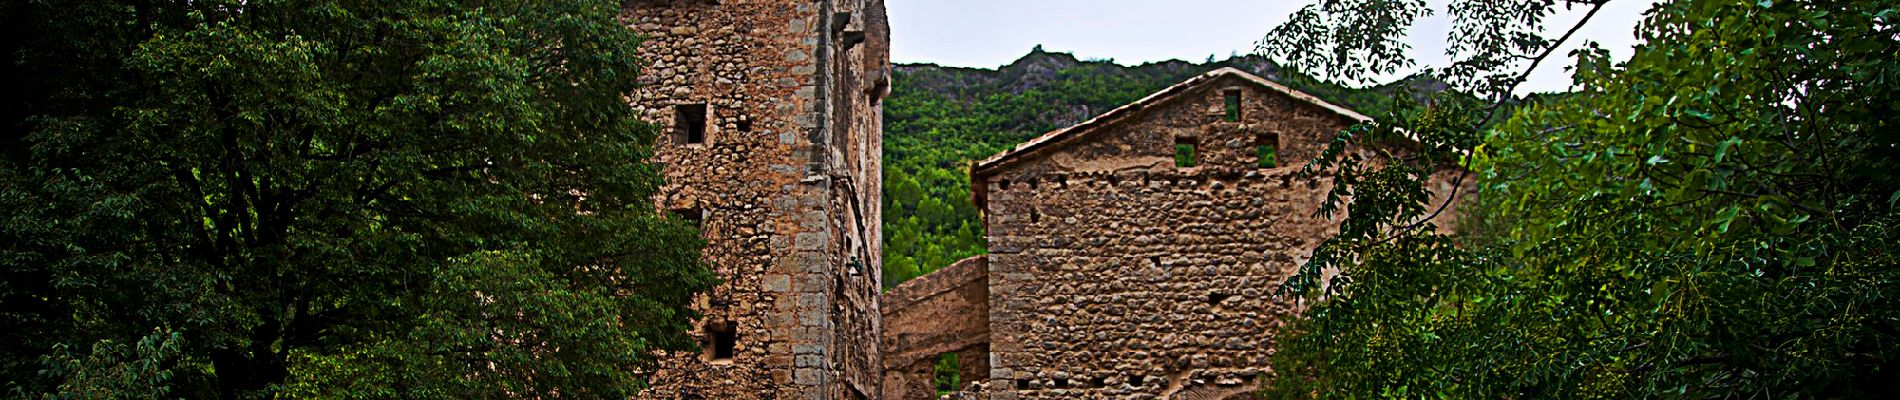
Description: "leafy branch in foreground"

(1, 1), (715, 398)
(1259, 0), (1900, 398)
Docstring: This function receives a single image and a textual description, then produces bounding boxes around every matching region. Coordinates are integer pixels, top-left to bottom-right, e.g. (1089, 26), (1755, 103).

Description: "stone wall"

(973, 73), (1463, 399)
(879, 256), (992, 400)
(623, 0), (887, 398)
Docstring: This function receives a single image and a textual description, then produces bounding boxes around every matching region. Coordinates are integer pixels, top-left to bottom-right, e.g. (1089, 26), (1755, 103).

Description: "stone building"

(880, 68), (1467, 399)
(622, 0), (889, 398)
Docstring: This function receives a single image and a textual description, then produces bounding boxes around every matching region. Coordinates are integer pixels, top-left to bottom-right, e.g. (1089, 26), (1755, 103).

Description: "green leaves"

(1260, 0), (1900, 398)
(1259, 0), (1433, 86)
(2, 0), (709, 397)
(34, 329), (184, 400)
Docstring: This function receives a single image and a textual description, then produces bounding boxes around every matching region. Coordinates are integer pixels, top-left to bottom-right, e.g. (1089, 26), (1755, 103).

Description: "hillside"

(880, 47), (1441, 288)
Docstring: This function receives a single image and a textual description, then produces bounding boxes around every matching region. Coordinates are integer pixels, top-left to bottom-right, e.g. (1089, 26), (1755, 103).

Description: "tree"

(0, 0), (715, 398)
(1259, 0), (1900, 398)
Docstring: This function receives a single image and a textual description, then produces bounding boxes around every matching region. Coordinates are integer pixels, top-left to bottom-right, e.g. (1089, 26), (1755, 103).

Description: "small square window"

(1174, 136), (1198, 168)
(675, 104), (708, 145)
(1256, 132), (1280, 168)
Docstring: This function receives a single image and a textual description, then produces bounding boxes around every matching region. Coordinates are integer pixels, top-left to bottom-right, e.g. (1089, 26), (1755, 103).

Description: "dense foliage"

(0, 1), (714, 398)
(1260, 0), (1900, 398)
(881, 49), (1430, 287)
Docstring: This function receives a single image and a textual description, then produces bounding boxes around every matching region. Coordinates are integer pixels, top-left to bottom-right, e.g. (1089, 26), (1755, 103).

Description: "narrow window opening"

(1175, 136), (1198, 168)
(933, 352), (960, 396)
(1223, 89), (1242, 122)
(675, 104), (708, 145)
(1151, 256), (1162, 267)
(1029, 208), (1041, 224)
(1256, 132), (1280, 168)
(705, 322), (736, 362)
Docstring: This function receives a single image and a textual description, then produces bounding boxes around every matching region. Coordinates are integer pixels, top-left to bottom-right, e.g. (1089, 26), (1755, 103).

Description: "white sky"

(889, 0), (1664, 94)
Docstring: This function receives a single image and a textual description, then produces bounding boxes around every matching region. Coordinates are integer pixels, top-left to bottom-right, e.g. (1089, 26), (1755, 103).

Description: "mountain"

(880, 48), (1444, 288)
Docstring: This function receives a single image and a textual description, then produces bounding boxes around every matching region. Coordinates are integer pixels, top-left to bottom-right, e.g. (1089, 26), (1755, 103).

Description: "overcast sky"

(889, 0), (1663, 94)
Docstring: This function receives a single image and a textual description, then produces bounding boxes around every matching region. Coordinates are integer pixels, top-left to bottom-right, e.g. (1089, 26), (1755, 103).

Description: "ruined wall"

(623, 0), (887, 398)
(977, 75), (1364, 399)
(879, 256), (992, 400)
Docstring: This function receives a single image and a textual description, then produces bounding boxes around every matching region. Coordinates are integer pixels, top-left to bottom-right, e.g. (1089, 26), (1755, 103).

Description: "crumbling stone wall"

(972, 73), (1462, 399)
(623, 0), (888, 398)
(880, 256), (992, 400)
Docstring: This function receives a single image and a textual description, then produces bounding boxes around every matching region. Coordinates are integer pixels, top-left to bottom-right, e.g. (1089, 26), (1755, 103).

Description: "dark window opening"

(676, 104), (707, 145)
(1016, 379), (1031, 390)
(1029, 208), (1041, 224)
(707, 322), (736, 361)
(1054, 378), (1070, 388)
(1091, 376), (1106, 387)
(933, 352), (960, 396)
(1129, 374), (1146, 387)
(1175, 136), (1198, 168)
(671, 208), (704, 230)
(998, 179), (1011, 190)
(736, 118), (752, 133)
(1151, 256), (1162, 267)
(1208, 292), (1231, 306)
(1223, 89), (1242, 122)
(1256, 132), (1280, 168)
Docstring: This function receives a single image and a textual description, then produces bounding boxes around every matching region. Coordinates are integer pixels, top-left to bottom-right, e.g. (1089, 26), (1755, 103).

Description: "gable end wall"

(978, 76), (1360, 399)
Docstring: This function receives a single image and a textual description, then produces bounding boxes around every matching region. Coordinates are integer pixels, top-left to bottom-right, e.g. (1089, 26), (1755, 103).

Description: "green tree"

(0, 0), (715, 398)
(1259, 0), (1900, 398)
(887, 169), (926, 213)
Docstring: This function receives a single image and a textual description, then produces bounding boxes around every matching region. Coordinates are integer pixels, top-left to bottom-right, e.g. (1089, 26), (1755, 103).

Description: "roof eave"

(970, 67), (1373, 177)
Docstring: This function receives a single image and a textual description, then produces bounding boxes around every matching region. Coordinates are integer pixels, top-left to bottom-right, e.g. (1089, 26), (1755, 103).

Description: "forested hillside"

(879, 47), (1440, 287)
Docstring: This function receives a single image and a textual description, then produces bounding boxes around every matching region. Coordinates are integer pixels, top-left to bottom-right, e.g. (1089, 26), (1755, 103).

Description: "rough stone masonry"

(880, 68), (1470, 399)
(623, 0), (890, 398)
(620, 2), (1465, 398)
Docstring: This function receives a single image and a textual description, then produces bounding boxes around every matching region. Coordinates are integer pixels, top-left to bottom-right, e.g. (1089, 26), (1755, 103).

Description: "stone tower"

(622, 0), (889, 398)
